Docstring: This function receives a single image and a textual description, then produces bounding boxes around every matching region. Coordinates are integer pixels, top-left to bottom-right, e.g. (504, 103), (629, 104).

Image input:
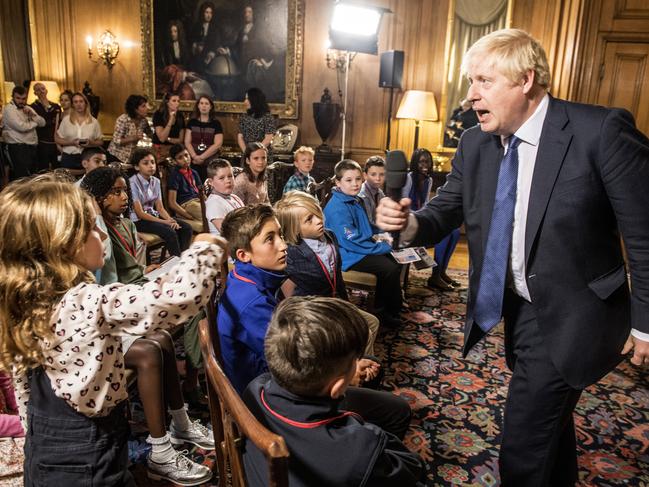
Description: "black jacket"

(412, 96), (649, 388)
(242, 374), (425, 487)
(286, 230), (349, 300)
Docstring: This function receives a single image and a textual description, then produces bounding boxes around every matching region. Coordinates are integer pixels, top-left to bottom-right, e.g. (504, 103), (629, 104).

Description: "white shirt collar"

(502, 93), (550, 149)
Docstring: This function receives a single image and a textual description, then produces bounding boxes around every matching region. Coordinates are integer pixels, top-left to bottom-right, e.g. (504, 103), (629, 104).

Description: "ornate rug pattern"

(377, 268), (649, 486)
(129, 268), (649, 486)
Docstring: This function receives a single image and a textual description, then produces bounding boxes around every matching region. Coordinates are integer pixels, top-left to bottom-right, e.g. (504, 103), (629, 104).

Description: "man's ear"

(235, 248), (252, 263)
(521, 69), (536, 94)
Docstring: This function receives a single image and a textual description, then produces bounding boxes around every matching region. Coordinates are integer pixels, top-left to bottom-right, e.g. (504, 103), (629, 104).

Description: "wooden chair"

(341, 270), (377, 311)
(137, 231), (167, 265)
(265, 161), (296, 203)
(198, 304), (289, 487)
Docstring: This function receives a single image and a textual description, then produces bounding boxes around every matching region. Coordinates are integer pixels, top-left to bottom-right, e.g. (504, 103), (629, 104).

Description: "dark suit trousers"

(7, 143), (37, 180)
(500, 290), (583, 487)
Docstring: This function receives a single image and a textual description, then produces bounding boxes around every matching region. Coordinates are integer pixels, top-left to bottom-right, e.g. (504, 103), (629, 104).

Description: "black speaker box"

(379, 50), (404, 89)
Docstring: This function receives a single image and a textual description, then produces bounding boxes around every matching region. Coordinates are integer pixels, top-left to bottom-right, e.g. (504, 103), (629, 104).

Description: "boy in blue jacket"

(218, 204), (288, 394)
(243, 297), (425, 487)
(324, 159), (403, 327)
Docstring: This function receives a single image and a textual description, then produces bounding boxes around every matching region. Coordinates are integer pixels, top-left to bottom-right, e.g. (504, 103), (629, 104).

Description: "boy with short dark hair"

(75, 146), (107, 187)
(243, 297), (425, 487)
(324, 159), (403, 327)
(283, 145), (316, 194)
(358, 155), (386, 223)
(218, 204), (288, 394)
(167, 144), (203, 233)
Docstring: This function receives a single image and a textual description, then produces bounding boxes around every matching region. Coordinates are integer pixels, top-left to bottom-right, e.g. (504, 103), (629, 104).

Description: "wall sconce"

(86, 30), (120, 69)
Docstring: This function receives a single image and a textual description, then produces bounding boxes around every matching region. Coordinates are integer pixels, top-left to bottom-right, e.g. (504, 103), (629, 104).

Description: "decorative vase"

(312, 88), (340, 151)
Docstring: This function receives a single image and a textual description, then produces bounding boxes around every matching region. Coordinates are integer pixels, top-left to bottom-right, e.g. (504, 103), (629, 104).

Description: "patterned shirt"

(238, 113), (276, 160)
(129, 173), (162, 221)
(233, 172), (269, 206)
(107, 114), (152, 163)
(13, 241), (223, 423)
(283, 171), (315, 194)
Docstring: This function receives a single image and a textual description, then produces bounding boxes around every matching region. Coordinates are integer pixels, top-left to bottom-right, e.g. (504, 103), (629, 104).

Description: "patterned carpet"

(377, 268), (649, 486)
(129, 267), (649, 486)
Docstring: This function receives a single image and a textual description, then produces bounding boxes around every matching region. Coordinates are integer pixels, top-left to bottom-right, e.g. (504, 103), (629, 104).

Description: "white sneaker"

(170, 419), (215, 450)
(147, 449), (212, 486)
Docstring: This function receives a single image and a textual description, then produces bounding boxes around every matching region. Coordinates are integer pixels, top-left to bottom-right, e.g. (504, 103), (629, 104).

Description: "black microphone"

(384, 150), (409, 249)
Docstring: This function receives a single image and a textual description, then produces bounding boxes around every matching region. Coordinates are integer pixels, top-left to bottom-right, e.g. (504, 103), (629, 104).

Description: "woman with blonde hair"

(55, 92), (103, 171)
(0, 175), (224, 486)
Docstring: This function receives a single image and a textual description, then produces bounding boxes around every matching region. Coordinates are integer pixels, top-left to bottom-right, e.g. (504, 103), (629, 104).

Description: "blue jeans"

(23, 367), (135, 487)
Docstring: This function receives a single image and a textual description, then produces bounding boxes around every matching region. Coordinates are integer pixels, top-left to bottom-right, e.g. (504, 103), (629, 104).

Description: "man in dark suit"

(377, 29), (649, 486)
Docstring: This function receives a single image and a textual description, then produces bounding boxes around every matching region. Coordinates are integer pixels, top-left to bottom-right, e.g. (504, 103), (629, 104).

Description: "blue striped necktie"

(473, 135), (521, 333)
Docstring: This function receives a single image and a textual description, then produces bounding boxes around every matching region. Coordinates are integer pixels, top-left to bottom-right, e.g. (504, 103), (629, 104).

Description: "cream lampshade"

(3, 81), (15, 104)
(396, 90), (438, 150)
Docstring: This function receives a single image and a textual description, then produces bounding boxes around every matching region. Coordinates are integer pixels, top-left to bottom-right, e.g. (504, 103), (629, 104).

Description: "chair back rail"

(198, 318), (290, 487)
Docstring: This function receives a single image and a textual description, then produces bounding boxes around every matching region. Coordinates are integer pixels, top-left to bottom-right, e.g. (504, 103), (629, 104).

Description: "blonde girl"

(0, 175), (224, 486)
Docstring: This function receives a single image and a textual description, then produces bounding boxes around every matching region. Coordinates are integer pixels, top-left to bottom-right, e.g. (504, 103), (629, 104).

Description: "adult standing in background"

(184, 95), (223, 181)
(3, 86), (44, 180)
(237, 87), (275, 162)
(107, 94), (152, 164)
(152, 93), (185, 160)
(55, 92), (102, 171)
(30, 82), (61, 171)
(58, 89), (73, 121)
(376, 29), (649, 486)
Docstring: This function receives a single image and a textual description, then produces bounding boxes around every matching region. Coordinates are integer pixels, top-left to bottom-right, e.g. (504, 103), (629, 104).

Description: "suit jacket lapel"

(525, 98), (573, 263)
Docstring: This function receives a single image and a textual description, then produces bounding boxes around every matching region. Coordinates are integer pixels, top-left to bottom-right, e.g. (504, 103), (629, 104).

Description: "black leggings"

(135, 218), (193, 256)
(349, 254), (403, 314)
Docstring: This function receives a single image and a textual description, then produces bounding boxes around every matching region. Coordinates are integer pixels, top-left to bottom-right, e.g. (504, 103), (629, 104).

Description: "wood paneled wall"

(25, 0), (649, 164)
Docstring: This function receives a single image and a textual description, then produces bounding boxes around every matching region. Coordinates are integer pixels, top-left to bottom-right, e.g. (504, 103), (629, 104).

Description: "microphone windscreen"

(385, 150), (409, 191)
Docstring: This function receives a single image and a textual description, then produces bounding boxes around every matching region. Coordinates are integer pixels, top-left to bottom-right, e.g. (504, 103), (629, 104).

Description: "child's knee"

(128, 339), (163, 370)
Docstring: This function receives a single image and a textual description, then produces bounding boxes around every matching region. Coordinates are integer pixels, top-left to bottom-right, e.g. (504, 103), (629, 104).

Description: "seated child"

(283, 145), (316, 194)
(167, 144), (204, 233)
(218, 204), (288, 394)
(205, 158), (244, 236)
(81, 167), (216, 484)
(74, 146), (107, 187)
(0, 175), (225, 486)
(403, 148), (460, 291)
(243, 297), (425, 487)
(274, 191), (380, 356)
(324, 159), (403, 328)
(129, 148), (193, 256)
(0, 372), (23, 438)
(358, 155), (386, 224)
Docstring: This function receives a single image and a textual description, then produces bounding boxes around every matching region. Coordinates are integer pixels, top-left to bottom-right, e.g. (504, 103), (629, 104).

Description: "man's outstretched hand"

(375, 197), (412, 232)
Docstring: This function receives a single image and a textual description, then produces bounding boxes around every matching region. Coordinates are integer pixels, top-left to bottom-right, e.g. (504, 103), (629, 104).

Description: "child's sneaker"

(170, 419), (215, 449)
(147, 449), (212, 486)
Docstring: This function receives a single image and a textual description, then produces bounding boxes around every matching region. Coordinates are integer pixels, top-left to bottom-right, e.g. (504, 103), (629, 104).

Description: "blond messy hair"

(461, 28), (551, 90)
(0, 176), (95, 375)
(293, 145), (315, 160)
(274, 191), (323, 245)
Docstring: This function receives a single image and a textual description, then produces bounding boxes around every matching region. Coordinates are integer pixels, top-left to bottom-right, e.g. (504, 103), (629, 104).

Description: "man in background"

(3, 85), (45, 180)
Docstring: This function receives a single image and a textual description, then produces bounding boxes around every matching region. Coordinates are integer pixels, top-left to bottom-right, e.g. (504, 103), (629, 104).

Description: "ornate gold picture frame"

(140, 0), (304, 118)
